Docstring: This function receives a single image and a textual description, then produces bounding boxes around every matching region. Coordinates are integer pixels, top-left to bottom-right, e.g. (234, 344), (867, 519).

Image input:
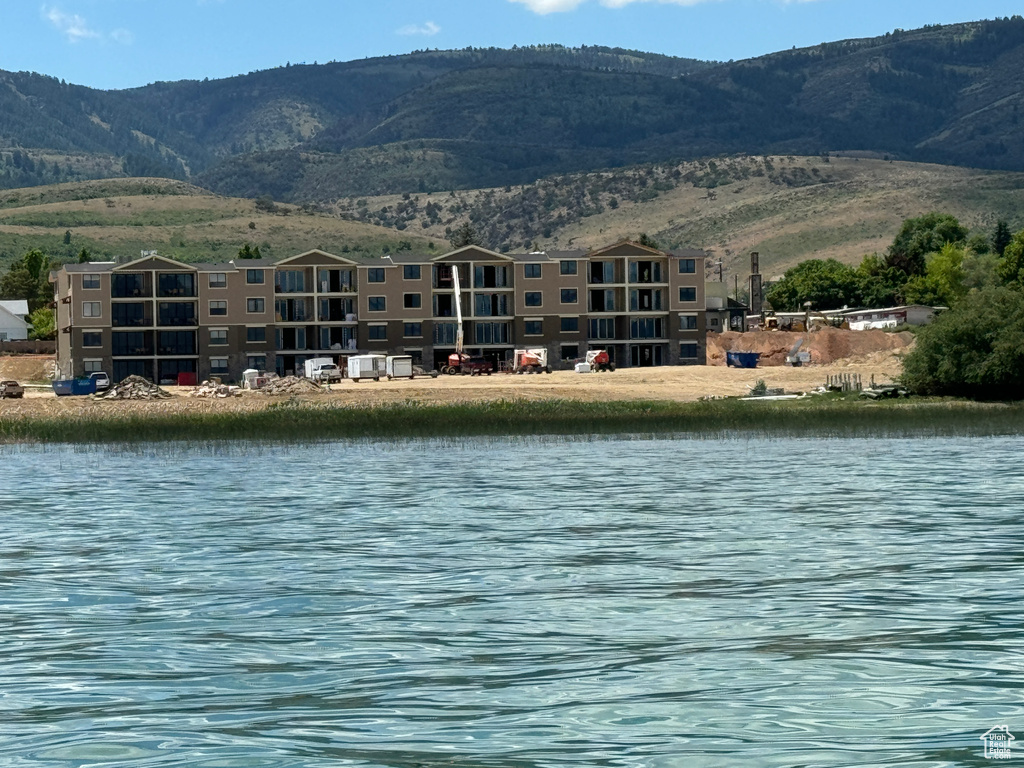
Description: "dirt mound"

(96, 375), (172, 400)
(0, 355), (54, 382)
(258, 376), (323, 395)
(707, 327), (914, 366)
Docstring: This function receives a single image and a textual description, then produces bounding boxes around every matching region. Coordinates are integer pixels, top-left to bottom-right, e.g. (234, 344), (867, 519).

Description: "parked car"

(88, 371), (111, 391)
(0, 380), (25, 399)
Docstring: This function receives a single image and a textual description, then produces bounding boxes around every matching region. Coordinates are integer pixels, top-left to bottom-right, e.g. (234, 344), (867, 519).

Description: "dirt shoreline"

(1, 352), (904, 421)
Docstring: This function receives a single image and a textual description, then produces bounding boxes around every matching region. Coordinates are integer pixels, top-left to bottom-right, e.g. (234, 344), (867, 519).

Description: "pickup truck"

(89, 371), (111, 391)
(0, 380), (25, 399)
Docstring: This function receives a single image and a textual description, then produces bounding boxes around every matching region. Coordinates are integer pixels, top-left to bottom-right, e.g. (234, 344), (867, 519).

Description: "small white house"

(0, 300), (30, 341)
(843, 305), (943, 330)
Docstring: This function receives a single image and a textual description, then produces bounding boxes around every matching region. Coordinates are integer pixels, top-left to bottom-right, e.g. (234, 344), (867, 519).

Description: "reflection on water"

(1, 436), (1023, 767)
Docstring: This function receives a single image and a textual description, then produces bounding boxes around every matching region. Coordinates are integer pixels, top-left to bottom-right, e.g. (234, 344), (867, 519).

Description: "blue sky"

(2, 0), (1022, 90)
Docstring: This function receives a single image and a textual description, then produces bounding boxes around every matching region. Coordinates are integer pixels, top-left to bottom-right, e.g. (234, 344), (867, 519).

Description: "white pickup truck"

(303, 357), (343, 382)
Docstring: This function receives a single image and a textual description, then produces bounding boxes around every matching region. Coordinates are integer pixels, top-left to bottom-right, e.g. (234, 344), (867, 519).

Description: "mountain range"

(1, 17), (1023, 201)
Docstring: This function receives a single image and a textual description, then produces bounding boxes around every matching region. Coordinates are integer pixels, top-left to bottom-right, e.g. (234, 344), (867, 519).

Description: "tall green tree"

(902, 243), (970, 308)
(238, 244), (262, 260)
(992, 220), (1013, 257)
(28, 307), (55, 340)
(0, 248), (52, 312)
(766, 258), (861, 311)
(996, 228), (1024, 286)
(884, 213), (967, 277)
(448, 223), (482, 249)
(854, 254), (904, 307)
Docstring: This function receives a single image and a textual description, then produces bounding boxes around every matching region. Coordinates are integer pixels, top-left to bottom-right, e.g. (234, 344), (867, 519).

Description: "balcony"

(157, 274), (197, 298)
(157, 302), (198, 327)
(276, 297), (314, 323)
(112, 303), (153, 328)
(111, 274), (152, 298)
(112, 331), (154, 357)
(629, 260), (665, 284)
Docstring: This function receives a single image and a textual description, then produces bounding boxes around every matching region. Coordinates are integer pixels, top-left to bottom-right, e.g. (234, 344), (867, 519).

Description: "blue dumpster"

(726, 351), (761, 369)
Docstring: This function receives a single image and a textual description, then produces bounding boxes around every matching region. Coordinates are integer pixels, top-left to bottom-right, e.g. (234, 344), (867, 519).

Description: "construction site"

(0, 327), (911, 426)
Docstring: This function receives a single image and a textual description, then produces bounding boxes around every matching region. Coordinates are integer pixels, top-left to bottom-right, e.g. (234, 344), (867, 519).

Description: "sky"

(1, 0), (1022, 90)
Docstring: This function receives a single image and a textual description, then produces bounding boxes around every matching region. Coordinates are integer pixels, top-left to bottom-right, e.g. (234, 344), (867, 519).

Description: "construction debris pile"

(94, 375), (172, 400)
(257, 376), (323, 395)
(189, 381), (241, 398)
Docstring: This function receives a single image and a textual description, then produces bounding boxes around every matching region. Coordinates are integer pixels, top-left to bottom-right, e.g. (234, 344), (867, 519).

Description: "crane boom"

(452, 265), (464, 355)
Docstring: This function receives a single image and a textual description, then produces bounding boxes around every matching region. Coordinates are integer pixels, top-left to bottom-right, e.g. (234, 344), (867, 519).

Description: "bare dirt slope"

(0, 355), (53, 382)
(707, 328), (914, 366)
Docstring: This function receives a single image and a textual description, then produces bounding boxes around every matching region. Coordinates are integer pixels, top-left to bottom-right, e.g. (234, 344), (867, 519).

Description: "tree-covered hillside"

(2, 19), (1024, 200)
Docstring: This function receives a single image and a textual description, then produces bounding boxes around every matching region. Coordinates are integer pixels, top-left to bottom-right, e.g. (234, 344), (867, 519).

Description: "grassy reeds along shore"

(2, 396), (1024, 444)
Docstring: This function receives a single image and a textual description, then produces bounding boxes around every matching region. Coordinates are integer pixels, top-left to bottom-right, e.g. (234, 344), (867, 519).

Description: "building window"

(475, 322), (510, 344)
(369, 324), (387, 340)
(246, 269), (265, 284)
(561, 344), (579, 361)
(404, 322), (422, 338)
(84, 359), (103, 373)
(82, 301), (101, 318)
(209, 273), (227, 288)
(680, 342), (698, 359)
(404, 265), (421, 280)
(524, 292), (542, 307)
(210, 329), (228, 345)
(679, 259), (696, 274)
(368, 296), (386, 312)
(589, 317), (616, 339)
(247, 298), (265, 313)
(560, 317), (579, 333)
(210, 357), (229, 375)
(679, 287), (697, 303)
(247, 326), (266, 343)
(525, 264), (542, 278)
(560, 260), (577, 275)
(83, 274), (100, 289)
(525, 320), (543, 335)
(82, 331), (102, 347)
(631, 317), (665, 339)
(404, 293), (422, 309)
(367, 268), (385, 283)
(560, 288), (578, 304)
(210, 300), (227, 316)
(247, 356), (266, 371)
(679, 314), (698, 330)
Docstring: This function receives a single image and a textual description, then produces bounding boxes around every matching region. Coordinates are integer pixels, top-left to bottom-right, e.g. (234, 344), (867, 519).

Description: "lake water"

(1, 436), (1023, 767)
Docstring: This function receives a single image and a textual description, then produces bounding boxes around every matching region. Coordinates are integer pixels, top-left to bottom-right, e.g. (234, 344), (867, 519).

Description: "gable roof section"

(0, 304), (30, 330)
(431, 245), (513, 262)
(113, 254), (196, 272)
(589, 240), (667, 259)
(0, 299), (30, 317)
(276, 249), (360, 267)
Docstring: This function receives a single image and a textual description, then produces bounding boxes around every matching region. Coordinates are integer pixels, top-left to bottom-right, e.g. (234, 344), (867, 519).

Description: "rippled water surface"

(2, 436), (1023, 767)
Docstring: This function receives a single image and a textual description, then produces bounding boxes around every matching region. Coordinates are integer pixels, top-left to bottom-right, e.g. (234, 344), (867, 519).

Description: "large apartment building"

(51, 241), (706, 383)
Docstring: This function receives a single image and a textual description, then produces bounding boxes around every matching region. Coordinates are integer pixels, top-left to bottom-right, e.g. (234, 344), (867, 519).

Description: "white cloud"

(41, 6), (134, 45)
(397, 21), (441, 36)
(43, 6), (100, 42)
(510, 0), (816, 13)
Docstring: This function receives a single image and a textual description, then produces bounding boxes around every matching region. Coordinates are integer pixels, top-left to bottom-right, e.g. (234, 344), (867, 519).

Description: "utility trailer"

(386, 355), (415, 380)
(348, 354), (386, 382)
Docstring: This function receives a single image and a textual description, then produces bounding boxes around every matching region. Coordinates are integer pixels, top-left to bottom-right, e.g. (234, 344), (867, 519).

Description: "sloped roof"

(0, 299), (29, 317)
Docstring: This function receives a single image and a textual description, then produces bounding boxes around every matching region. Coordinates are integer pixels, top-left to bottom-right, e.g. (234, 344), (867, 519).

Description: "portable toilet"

(386, 355), (414, 380)
(348, 354), (386, 381)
